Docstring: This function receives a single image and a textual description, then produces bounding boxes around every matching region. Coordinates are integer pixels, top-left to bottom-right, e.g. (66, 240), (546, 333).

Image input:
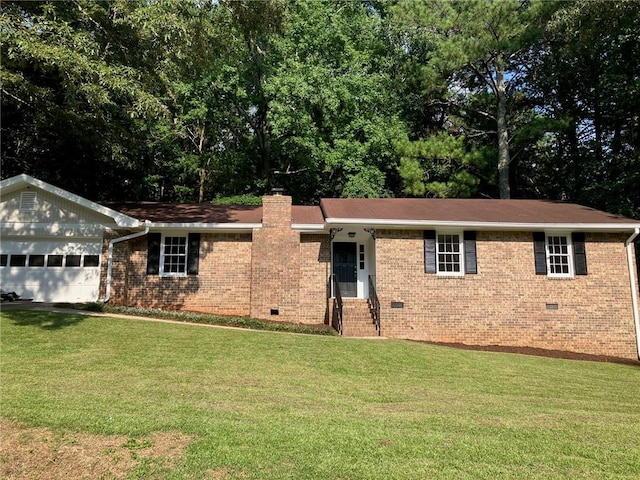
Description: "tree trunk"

(496, 66), (511, 199)
(259, 105), (271, 189)
(197, 126), (207, 203)
(198, 167), (206, 203)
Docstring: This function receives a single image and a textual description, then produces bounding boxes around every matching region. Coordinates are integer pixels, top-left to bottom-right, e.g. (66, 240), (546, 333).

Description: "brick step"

(343, 315), (375, 322)
(340, 299), (378, 337)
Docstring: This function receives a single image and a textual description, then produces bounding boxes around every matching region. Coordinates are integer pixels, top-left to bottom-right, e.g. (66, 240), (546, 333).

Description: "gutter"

(626, 228), (640, 359)
(103, 221), (150, 303)
(146, 221), (260, 232)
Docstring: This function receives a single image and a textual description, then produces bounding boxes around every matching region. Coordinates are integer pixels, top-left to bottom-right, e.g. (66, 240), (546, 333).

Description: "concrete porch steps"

(341, 298), (378, 337)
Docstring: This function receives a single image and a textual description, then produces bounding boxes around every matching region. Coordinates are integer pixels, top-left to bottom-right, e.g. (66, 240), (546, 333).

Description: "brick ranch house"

(2, 174), (640, 360)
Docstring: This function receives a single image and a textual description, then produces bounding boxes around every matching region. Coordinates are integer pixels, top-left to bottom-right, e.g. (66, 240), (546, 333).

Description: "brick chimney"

(261, 191), (292, 228)
(250, 192), (300, 321)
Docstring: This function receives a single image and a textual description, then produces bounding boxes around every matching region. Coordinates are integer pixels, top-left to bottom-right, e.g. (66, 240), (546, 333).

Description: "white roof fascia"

(292, 223), (327, 233)
(0, 174), (141, 228)
(324, 218), (640, 232)
(147, 222), (261, 232)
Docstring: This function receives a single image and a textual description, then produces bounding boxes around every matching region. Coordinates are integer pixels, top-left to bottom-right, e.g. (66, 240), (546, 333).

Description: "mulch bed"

(417, 341), (640, 366)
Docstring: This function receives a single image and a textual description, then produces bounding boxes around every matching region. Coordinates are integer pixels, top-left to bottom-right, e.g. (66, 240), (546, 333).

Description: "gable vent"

(19, 191), (37, 211)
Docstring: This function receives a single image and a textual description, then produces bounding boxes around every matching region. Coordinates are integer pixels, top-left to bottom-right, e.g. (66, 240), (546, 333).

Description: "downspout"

(103, 221), (150, 303)
(625, 228), (640, 359)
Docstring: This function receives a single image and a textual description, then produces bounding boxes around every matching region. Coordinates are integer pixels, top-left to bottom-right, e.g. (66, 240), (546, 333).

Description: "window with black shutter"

(533, 232), (586, 277)
(147, 233), (201, 277)
(424, 230), (476, 276)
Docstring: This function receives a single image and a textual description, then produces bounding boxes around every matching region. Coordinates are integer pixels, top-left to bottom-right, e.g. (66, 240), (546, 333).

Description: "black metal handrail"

(331, 274), (344, 335)
(368, 275), (380, 335)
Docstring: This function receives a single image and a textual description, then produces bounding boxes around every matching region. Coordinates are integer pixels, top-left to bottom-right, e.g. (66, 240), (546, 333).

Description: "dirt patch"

(0, 419), (191, 480)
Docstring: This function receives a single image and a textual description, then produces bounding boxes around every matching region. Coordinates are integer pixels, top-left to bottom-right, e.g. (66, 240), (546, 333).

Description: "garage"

(0, 175), (140, 303)
(1, 239), (103, 302)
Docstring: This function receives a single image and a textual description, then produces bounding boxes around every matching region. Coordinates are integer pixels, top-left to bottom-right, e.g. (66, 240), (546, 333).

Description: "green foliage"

(263, 0), (408, 200)
(212, 194), (263, 206)
(390, 0), (560, 199)
(516, 0), (640, 217)
(0, 0), (167, 199)
(1, 0), (637, 214)
(396, 133), (486, 197)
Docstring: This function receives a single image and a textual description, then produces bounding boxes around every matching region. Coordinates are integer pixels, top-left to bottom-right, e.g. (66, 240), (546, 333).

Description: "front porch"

(328, 227), (381, 337)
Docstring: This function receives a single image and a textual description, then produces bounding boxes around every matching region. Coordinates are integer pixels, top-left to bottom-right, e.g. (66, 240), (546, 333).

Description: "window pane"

(437, 234), (462, 274)
(547, 235), (571, 276)
(29, 255), (45, 267)
(47, 255), (63, 267)
(0, 254), (7, 266)
(83, 255), (100, 267)
(162, 237), (187, 275)
(66, 255), (81, 267)
(10, 255), (27, 266)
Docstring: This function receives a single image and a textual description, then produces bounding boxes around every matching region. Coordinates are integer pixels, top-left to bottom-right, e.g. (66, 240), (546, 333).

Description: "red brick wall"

(376, 229), (638, 360)
(112, 232), (253, 315)
(99, 229), (130, 302)
(107, 198), (331, 325)
(299, 234), (331, 324)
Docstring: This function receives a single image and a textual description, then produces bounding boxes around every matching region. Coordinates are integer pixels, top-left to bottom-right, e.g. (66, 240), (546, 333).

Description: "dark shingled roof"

(105, 202), (262, 223)
(291, 205), (325, 225)
(105, 202), (325, 225)
(104, 198), (639, 228)
(320, 198), (639, 225)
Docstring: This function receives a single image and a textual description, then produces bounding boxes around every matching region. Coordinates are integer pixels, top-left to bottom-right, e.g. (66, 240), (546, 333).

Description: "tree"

(264, 0), (407, 200)
(391, 0), (557, 198)
(519, 0), (640, 217)
(0, 0), (166, 199)
(123, 0), (252, 202)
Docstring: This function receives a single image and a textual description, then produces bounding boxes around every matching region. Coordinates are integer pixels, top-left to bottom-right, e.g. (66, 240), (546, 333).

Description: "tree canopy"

(2, 0), (638, 217)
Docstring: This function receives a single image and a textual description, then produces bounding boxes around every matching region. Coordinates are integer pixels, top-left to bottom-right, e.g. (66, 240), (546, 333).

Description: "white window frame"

(545, 232), (574, 278)
(160, 234), (188, 277)
(436, 231), (464, 276)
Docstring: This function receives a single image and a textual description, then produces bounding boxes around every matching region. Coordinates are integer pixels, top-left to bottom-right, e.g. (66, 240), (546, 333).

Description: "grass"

(2, 309), (640, 479)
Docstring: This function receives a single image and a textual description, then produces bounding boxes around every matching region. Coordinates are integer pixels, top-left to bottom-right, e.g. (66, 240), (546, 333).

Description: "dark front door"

(333, 242), (357, 297)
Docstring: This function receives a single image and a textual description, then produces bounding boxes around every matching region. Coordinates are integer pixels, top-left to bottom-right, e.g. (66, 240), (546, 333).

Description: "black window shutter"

(572, 232), (588, 275)
(147, 233), (161, 275)
(464, 231), (477, 274)
(187, 233), (200, 275)
(533, 232), (547, 275)
(424, 230), (437, 274)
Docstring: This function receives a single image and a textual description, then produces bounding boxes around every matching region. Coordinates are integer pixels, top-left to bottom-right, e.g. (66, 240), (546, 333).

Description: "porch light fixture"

(348, 232), (356, 238)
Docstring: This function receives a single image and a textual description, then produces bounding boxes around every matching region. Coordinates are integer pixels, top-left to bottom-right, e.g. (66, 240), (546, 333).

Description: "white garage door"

(0, 239), (102, 302)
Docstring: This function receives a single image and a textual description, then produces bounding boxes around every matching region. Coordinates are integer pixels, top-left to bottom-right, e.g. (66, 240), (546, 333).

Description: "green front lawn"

(2, 310), (639, 479)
